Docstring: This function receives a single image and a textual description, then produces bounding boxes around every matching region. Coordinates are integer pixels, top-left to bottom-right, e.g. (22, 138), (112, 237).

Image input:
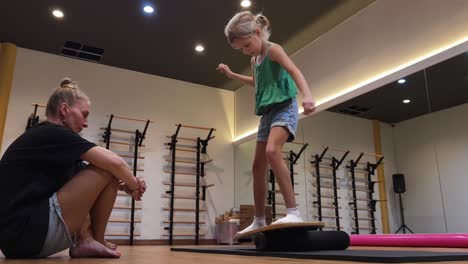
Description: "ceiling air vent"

(60, 41), (104, 62)
(338, 105), (370, 116)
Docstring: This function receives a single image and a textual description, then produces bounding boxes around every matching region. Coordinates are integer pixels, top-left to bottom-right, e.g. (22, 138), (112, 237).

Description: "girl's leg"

(252, 141), (268, 217)
(266, 127), (303, 223)
(57, 165), (121, 258)
(237, 141), (268, 235)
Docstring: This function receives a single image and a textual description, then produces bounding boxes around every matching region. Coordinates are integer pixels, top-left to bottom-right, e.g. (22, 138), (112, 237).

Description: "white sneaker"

(236, 219), (266, 236)
(271, 214), (304, 225)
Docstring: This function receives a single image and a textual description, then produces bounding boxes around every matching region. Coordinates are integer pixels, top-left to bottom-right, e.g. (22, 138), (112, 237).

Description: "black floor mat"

(171, 246), (468, 263)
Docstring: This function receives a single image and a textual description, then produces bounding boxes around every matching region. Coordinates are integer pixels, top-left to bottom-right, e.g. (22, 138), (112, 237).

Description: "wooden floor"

(2, 246), (468, 263)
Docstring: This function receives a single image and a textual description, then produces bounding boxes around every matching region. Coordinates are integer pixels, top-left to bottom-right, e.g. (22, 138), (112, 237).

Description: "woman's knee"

(85, 165), (115, 182)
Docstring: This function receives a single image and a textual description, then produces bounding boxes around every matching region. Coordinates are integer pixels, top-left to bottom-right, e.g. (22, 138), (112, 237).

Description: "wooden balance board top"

(234, 221), (324, 240)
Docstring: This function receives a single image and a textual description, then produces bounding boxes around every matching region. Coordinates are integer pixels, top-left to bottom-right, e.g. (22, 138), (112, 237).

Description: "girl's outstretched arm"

(217, 63), (255, 87)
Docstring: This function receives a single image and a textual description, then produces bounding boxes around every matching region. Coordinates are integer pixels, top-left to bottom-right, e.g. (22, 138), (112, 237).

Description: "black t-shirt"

(0, 121), (96, 258)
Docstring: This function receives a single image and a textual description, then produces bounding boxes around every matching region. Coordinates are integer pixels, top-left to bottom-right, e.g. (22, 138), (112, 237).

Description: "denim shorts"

(34, 193), (75, 258)
(257, 99), (298, 142)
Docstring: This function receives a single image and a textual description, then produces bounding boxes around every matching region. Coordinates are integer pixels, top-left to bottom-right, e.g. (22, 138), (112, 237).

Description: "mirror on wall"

(319, 50), (468, 234)
(234, 49), (468, 234)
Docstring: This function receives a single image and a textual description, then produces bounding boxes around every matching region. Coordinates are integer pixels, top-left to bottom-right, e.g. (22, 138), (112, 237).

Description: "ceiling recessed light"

(143, 5), (154, 13)
(52, 9), (64, 18)
(398, 79), (406, 84)
(195, 45), (205, 53)
(241, 0), (251, 8)
(403, 99), (411, 104)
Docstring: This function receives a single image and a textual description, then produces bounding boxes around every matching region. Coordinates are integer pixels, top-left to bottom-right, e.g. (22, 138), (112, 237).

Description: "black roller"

(255, 230), (350, 251)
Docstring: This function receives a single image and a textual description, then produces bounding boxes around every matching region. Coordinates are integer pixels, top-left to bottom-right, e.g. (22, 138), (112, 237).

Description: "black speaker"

(393, 174), (406, 193)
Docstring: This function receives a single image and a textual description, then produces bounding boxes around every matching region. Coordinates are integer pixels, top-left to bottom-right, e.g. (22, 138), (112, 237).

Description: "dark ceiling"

(328, 52), (468, 124)
(0, 0), (373, 91)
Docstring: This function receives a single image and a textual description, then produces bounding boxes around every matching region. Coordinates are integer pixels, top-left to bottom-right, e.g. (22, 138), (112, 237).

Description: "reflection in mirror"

(301, 49), (468, 234)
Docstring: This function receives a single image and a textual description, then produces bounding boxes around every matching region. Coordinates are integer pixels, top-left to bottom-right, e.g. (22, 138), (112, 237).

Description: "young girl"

(217, 11), (315, 235)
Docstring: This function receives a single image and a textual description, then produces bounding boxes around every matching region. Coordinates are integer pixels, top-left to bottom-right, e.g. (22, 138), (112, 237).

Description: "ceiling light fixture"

(143, 5), (154, 13)
(195, 45), (205, 53)
(398, 79), (406, 84)
(52, 9), (64, 18)
(403, 99), (411, 104)
(241, 0), (251, 8)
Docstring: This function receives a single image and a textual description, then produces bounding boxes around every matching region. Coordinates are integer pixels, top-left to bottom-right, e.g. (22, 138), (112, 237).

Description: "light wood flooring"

(2, 245), (468, 263)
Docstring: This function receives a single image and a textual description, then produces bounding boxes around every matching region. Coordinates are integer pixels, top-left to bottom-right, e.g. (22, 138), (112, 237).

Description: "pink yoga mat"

(350, 234), (468, 248)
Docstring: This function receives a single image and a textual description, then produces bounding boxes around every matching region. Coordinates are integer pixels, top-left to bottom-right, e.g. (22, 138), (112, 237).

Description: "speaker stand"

(395, 193), (413, 234)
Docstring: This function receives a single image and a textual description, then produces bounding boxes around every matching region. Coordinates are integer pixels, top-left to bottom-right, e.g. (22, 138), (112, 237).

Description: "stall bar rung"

(163, 220), (206, 224)
(108, 219), (142, 223)
(176, 124), (216, 131)
(164, 171), (197, 176)
(105, 233), (141, 237)
(323, 226), (344, 229)
(275, 202), (299, 206)
(163, 181), (215, 188)
(107, 114), (154, 123)
(100, 127), (135, 134)
(352, 217), (375, 221)
(163, 194), (200, 200)
(165, 147), (197, 153)
(275, 182), (299, 186)
(313, 215), (342, 219)
(347, 178), (383, 184)
(313, 195), (342, 199)
(99, 140), (146, 147)
(273, 190), (299, 195)
(166, 135), (215, 142)
(350, 198), (372, 202)
(165, 159), (197, 164)
(163, 207), (206, 212)
(113, 206), (143, 210)
(119, 154), (144, 159)
(313, 205), (341, 209)
(165, 159), (213, 164)
(351, 207), (373, 212)
(351, 189), (372, 193)
(31, 103), (46, 108)
(312, 184), (340, 190)
(346, 169), (368, 174)
(164, 142), (197, 149)
(162, 234), (206, 237)
(312, 175), (338, 180)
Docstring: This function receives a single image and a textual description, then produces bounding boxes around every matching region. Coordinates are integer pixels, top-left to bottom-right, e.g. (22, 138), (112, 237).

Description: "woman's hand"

(302, 97), (316, 115)
(216, 63), (234, 78)
(119, 176), (146, 201)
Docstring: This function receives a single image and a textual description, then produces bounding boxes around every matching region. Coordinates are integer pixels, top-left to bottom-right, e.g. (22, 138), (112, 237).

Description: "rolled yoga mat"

(350, 233), (468, 248)
(256, 230), (350, 251)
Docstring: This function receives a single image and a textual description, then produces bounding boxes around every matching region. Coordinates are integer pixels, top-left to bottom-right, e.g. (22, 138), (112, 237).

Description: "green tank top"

(254, 54), (297, 115)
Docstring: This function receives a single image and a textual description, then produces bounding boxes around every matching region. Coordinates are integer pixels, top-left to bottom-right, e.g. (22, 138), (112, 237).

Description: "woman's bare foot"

(105, 240), (118, 250)
(69, 237), (121, 258)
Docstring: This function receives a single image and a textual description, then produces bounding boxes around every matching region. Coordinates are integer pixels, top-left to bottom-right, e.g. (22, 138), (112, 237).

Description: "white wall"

(235, 0), (468, 140)
(394, 103), (468, 233)
(1, 48), (235, 240)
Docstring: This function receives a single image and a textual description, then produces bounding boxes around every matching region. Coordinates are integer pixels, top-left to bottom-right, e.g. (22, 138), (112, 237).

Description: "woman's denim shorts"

(34, 193), (75, 258)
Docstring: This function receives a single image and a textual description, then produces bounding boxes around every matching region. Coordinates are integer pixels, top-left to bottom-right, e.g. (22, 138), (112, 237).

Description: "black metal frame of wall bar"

(102, 114), (151, 245)
(165, 124), (215, 245)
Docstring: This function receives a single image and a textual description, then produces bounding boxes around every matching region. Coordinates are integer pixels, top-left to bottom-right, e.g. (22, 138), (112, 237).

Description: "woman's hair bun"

(60, 78), (78, 89)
